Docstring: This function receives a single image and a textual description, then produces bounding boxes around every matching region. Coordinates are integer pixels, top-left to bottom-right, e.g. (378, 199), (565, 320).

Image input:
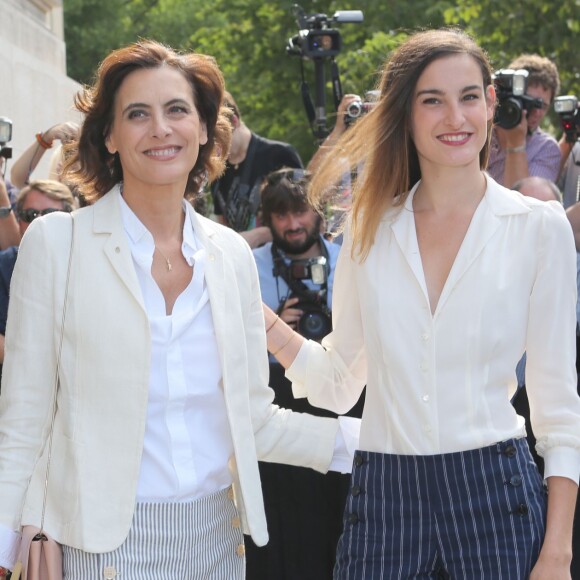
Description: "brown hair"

(309, 28), (494, 260)
(260, 168), (311, 228)
(63, 39), (231, 202)
(16, 179), (75, 213)
(508, 54), (560, 102)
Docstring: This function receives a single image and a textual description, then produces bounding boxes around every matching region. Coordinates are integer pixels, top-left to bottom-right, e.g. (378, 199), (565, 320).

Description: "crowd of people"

(0, 26), (579, 580)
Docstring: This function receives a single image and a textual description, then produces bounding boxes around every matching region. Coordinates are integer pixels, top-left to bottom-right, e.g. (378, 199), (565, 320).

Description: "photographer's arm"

(495, 115), (529, 188)
(264, 303), (304, 369)
(0, 160), (19, 250)
(307, 94), (359, 173)
(10, 122), (79, 189)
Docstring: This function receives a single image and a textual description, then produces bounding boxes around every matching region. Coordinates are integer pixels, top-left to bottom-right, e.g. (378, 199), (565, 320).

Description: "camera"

(289, 256), (328, 285)
(287, 4), (363, 59)
(554, 95), (579, 143)
(0, 117), (13, 160)
(493, 69), (544, 129)
(292, 294), (332, 342)
(345, 90), (380, 126)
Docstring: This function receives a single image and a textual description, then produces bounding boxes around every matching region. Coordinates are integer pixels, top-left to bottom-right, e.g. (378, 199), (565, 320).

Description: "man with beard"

(247, 168), (363, 580)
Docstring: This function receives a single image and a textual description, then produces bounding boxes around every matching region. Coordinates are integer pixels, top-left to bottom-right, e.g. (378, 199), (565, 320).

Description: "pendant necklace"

(155, 246), (172, 272)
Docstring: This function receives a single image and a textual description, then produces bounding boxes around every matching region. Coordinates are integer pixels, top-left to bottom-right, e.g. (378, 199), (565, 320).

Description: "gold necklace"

(154, 246), (172, 272)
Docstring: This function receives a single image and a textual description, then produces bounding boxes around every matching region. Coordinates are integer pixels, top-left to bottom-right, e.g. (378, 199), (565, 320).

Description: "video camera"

(287, 4), (364, 139)
(287, 5), (363, 59)
(554, 96), (579, 143)
(0, 117), (13, 161)
(345, 90), (380, 126)
(493, 69), (544, 129)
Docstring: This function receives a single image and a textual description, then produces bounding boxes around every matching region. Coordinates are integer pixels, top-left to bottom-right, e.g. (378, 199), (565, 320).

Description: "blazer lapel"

(93, 187), (144, 308)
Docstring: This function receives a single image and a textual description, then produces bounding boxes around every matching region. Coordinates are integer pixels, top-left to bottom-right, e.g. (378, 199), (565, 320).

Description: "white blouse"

(119, 196), (234, 501)
(287, 177), (580, 483)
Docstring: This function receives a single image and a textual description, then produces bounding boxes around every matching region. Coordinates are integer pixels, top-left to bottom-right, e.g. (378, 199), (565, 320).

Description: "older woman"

(0, 40), (352, 579)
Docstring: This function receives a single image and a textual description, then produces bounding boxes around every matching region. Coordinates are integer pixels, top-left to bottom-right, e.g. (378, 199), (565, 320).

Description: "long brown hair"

(63, 40), (232, 203)
(309, 28), (494, 260)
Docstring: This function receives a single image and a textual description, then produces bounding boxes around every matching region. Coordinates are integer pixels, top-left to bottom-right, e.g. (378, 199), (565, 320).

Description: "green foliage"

(64, 0), (579, 162)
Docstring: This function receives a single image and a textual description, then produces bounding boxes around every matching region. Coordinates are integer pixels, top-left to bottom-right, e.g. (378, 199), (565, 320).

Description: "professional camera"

(0, 117), (13, 160)
(493, 69), (544, 129)
(344, 90), (380, 126)
(287, 4), (363, 59)
(554, 95), (579, 143)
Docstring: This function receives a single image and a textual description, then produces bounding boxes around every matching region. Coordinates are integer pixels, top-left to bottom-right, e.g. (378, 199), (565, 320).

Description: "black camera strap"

(271, 239), (329, 315)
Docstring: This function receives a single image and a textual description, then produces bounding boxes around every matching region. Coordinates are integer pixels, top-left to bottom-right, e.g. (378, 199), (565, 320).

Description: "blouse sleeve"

(525, 200), (580, 483)
(286, 221), (367, 415)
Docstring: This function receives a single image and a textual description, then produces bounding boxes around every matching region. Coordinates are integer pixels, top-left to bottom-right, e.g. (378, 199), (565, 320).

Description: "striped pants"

(335, 438), (547, 579)
(62, 486), (245, 579)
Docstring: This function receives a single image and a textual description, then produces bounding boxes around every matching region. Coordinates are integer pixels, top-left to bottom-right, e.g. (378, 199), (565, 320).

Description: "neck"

(229, 125), (252, 165)
(413, 166), (486, 214)
(285, 238), (322, 261)
(121, 180), (185, 243)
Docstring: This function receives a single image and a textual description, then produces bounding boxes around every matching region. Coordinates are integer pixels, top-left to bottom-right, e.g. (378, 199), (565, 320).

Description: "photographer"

(209, 91), (303, 248)
(487, 54), (561, 188)
(247, 167), (362, 580)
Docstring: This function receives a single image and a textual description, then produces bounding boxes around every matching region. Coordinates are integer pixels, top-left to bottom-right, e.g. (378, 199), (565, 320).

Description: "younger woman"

(265, 28), (580, 578)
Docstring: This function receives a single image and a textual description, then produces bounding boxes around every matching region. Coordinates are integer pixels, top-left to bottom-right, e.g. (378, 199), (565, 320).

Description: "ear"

(105, 129), (117, 155)
(485, 84), (496, 122)
(231, 114), (240, 129)
(199, 121), (208, 146)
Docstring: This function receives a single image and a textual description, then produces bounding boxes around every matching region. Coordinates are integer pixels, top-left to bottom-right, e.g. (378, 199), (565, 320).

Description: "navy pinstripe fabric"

(335, 438), (546, 579)
(62, 487), (245, 579)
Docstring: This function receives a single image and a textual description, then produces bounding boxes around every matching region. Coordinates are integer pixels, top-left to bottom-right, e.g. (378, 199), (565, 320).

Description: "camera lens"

(346, 101), (363, 118)
(494, 97), (523, 129)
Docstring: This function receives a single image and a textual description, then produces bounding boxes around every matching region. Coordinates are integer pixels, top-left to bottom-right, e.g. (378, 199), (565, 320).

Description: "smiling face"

(105, 65), (208, 193)
(410, 53), (495, 176)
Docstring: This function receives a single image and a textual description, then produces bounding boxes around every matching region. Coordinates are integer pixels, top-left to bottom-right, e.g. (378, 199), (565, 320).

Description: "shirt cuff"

(0, 523), (21, 570)
(286, 340), (310, 398)
(328, 416), (361, 474)
(542, 445), (580, 484)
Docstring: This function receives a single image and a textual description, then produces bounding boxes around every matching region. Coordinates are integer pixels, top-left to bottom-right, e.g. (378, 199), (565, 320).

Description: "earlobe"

(200, 123), (208, 146)
(105, 133), (116, 155)
(485, 85), (496, 121)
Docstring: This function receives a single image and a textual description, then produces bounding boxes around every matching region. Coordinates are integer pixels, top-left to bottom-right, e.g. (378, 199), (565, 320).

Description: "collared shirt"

(486, 128), (561, 185)
(287, 177), (580, 483)
(119, 196), (234, 501)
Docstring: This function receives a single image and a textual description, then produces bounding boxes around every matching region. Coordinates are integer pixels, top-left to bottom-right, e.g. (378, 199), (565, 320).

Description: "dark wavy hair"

(63, 40), (232, 202)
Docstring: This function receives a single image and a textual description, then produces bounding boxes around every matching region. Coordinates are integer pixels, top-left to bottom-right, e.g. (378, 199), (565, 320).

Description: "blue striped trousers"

(62, 486), (245, 579)
(335, 438), (547, 579)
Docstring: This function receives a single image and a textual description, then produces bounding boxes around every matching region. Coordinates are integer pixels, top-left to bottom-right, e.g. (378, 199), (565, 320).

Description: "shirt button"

(236, 543), (245, 557)
(103, 567), (117, 579)
(209, 254), (215, 261)
(424, 424), (432, 433)
(420, 362), (428, 372)
(115, 247), (120, 254)
(421, 333), (430, 341)
(422, 394), (430, 402)
(354, 454), (364, 467)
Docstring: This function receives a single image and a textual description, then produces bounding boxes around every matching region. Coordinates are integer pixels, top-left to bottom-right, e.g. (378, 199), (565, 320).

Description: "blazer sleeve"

(236, 236), (339, 473)
(286, 220), (368, 415)
(0, 216), (69, 530)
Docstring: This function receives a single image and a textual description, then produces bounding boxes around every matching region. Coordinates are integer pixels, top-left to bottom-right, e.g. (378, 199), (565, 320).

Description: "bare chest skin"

(151, 250), (193, 315)
(414, 208), (475, 315)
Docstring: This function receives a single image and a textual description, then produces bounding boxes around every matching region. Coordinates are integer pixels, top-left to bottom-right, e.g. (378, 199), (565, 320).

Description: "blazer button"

(351, 484), (362, 497)
(236, 543), (245, 557)
(232, 516), (241, 529)
(354, 454), (364, 467)
(348, 512), (359, 525)
(227, 486), (235, 501)
(103, 566), (117, 579)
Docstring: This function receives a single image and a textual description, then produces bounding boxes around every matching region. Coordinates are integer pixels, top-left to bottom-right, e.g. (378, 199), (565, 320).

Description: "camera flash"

(512, 70), (528, 96)
(554, 96), (578, 115)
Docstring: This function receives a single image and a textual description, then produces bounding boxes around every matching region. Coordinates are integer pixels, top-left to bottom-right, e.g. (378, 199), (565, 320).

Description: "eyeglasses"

(266, 168), (309, 187)
(17, 208), (70, 223)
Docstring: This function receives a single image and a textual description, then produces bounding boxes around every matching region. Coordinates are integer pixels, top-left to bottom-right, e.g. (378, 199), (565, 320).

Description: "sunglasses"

(266, 168), (309, 187)
(17, 208), (71, 224)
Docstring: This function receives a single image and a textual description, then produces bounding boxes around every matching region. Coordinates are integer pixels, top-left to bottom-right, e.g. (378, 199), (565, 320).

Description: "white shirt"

(120, 196), (234, 501)
(288, 177), (580, 483)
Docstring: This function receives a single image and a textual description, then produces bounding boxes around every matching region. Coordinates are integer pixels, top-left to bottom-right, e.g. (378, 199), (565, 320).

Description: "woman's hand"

(530, 550), (572, 579)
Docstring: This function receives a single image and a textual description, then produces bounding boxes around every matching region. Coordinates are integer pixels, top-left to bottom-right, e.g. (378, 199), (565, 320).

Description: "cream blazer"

(0, 187), (338, 552)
